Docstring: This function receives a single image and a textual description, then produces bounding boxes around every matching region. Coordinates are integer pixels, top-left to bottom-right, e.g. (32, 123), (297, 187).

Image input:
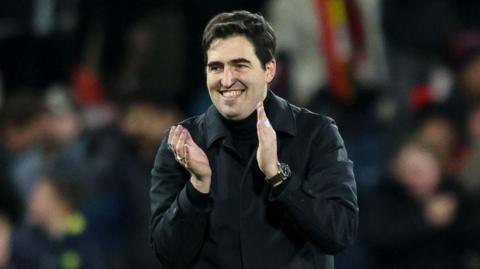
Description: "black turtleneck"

(221, 109), (258, 162)
(221, 92), (274, 161)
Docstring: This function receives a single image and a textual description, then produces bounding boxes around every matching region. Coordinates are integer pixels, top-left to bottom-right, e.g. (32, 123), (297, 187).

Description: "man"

(150, 10), (358, 269)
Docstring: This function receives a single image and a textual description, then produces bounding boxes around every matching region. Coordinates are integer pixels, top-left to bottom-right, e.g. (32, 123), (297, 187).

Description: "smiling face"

(206, 35), (276, 120)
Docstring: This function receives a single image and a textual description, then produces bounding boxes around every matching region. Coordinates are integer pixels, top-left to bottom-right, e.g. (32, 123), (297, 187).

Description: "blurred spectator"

(362, 140), (471, 269)
(460, 104), (480, 195)
(0, 167), (22, 227)
(445, 32), (480, 141)
(0, 91), (48, 154)
(0, 88), (98, 211)
(468, 105), (480, 144)
(42, 87), (85, 154)
(458, 104), (480, 268)
(118, 97), (182, 162)
(7, 157), (102, 269)
(412, 105), (461, 176)
(0, 91), (49, 202)
(457, 48), (480, 104)
(0, 214), (12, 269)
(0, 175), (21, 269)
(84, 95), (180, 268)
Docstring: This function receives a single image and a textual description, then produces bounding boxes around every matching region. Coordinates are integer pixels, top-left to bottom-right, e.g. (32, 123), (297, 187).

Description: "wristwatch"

(266, 162), (291, 187)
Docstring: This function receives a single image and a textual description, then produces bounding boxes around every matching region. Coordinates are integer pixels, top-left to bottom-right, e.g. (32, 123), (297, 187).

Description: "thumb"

(256, 102), (264, 121)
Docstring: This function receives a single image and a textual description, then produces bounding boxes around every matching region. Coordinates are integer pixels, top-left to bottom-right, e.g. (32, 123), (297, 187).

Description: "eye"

(208, 65), (223, 73)
(235, 63), (248, 69)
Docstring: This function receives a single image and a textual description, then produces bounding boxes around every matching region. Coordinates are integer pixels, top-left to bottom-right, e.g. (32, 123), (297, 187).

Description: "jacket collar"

(205, 90), (297, 149)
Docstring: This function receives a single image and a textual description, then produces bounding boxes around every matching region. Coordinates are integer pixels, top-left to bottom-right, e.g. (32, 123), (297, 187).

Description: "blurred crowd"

(1, 0), (480, 268)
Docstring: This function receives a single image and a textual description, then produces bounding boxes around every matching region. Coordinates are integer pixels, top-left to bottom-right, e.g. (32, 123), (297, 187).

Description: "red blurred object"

(411, 84), (435, 110)
(71, 66), (106, 106)
(314, 0), (365, 105)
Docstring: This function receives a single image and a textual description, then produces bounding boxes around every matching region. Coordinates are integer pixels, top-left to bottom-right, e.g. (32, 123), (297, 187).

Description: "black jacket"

(150, 91), (358, 269)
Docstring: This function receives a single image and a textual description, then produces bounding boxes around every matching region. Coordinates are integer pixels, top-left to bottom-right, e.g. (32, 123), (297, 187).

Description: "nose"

(221, 67), (235, 88)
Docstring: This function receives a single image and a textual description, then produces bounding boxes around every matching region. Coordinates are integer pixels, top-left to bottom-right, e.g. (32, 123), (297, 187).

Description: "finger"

(168, 126), (179, 156)
(184, 144), (189, 169)
(256, 110), (269, 141)
(167, 125), (176, 147)
(175, 129), (187, 158)
(170, 125), (183, 147)
(173, 125), (186, 151)
(256, 103), (264, 134)
(256, 102), (271, 129)
(257, 120), (266, 144)
(183, 127), (194, 144)
(256, 102), (265, 122)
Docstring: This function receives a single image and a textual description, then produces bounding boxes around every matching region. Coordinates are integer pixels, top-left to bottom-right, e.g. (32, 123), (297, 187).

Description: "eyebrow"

(230, 58), (251, 65)
(206, 58), (252, 68)
(207, 61), (223, 68)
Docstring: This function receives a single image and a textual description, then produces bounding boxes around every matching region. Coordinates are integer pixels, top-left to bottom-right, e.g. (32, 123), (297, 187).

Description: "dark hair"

(202, 10), (276, 69)
(413, 103), (455, 131)
(0, 91), (47, 130)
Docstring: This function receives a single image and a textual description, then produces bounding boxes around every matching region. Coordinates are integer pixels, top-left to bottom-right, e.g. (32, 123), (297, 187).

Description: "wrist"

(190, 175), (211, 193)
(264, 167), (278, 179)
(264, 159), (279, 178)
(265, 162), (291, 186)
(186, 181), (211, 209)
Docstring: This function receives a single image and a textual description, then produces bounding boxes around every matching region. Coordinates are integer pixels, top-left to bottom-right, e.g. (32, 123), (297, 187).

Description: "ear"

(264, 59), (277, 83)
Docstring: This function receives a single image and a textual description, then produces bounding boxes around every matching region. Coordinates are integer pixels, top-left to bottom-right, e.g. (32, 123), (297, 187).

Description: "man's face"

(395, 146), (441, 200)
(206, 35), (276, 120)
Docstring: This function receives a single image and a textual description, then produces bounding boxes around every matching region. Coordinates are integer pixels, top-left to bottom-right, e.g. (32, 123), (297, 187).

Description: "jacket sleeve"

(270, 119), (358, 255)
(150, 131), (211, 268)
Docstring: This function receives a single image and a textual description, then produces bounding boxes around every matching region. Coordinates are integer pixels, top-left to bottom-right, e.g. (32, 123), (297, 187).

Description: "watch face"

(280, 163), (291, 179)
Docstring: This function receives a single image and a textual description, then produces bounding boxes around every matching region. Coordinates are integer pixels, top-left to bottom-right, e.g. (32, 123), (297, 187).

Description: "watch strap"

(265, 162), (287, 187)
(267, 173), (284, 187)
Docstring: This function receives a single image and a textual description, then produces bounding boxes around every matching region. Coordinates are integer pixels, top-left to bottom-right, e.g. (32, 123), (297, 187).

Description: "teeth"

(223, 90), (242, 97)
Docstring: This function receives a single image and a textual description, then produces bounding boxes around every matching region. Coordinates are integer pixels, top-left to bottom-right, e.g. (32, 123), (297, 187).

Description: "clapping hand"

(168, 125), (212, 193)
(256, 102), (279, 179)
